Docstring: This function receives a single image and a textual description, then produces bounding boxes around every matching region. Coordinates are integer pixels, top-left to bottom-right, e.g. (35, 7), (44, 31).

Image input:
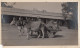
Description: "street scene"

(1, 2), (78, 46)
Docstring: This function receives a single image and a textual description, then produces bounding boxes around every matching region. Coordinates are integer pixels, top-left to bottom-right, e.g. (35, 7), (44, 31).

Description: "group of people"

(10, 17), (30, 35)
(10, 16), (61, 40)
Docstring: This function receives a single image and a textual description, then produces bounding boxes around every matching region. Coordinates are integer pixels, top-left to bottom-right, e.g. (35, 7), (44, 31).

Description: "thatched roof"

(1, 7), (71, 20)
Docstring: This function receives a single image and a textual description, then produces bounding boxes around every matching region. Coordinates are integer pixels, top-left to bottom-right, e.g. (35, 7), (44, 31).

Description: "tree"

(61, 3), (69, 26)
(1, 2), (16, 8)
(61, 2), (73, 28)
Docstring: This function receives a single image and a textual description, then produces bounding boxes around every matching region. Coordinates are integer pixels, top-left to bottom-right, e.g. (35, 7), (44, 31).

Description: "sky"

(13, 2), (63, 13)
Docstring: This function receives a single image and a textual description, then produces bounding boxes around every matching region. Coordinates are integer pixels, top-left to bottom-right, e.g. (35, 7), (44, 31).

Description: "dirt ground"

(1, 24), (78, 46)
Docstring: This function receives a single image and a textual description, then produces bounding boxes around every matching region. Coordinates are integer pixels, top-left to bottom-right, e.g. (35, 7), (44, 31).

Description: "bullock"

(23, 18), (45, 40)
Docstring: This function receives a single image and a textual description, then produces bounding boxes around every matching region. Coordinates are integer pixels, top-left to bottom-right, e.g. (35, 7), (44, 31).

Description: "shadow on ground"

(54, 35), (63, 38)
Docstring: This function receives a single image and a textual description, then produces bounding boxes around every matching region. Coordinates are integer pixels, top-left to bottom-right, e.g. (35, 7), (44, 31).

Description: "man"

(16, 17), (24, 36)
(23, 17), (31, 39)
(23, 17), (28, 25)
(36, 18), (45, 38)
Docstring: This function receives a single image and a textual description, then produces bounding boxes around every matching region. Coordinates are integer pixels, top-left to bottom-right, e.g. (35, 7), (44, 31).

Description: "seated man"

(10, 17), (17, 26)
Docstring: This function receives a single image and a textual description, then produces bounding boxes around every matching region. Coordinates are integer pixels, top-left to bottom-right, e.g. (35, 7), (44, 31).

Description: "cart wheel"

(48, 32), (53, 38)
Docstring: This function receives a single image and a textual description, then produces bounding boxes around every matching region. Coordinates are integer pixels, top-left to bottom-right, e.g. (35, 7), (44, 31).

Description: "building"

(1, 2), (77, 29)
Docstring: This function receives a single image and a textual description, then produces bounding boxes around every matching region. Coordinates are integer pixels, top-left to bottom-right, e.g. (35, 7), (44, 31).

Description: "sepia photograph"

(1, 2), (78, 46)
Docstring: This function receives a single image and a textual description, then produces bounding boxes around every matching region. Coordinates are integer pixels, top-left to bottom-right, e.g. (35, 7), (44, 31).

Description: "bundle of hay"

(46, 20), (57, 31)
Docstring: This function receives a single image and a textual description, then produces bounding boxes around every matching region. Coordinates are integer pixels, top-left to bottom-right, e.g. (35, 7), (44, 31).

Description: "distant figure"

(16, 17), (24, 36)
(10, 17), (17, 26)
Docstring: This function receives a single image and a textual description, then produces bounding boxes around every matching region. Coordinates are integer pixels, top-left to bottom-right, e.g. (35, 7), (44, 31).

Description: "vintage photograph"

(1, 2), (78, 46)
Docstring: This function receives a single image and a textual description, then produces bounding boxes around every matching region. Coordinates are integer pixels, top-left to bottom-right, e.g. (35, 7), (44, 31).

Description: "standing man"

(16, 17), (24, 36)
(23, 17), (31, 39)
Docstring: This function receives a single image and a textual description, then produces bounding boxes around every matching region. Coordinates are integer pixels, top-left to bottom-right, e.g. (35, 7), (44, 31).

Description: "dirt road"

(1, 24), (78, 46)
